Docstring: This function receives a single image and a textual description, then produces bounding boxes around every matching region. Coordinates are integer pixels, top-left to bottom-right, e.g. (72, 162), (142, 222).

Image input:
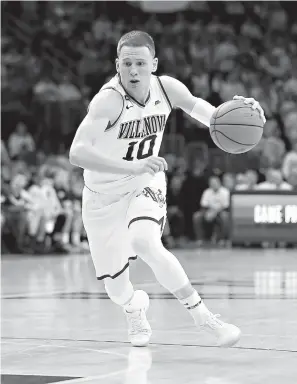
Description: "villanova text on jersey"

(118, 114), (166, 140)
(83, 74), (171, 194)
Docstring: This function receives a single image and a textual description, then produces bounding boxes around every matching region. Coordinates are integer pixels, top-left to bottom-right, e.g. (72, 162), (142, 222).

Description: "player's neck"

(118, 75), (150, 106)
(127, 87), (150, 105)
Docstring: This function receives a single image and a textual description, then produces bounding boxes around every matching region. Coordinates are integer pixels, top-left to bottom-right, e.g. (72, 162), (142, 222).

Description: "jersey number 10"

(123, 134), (157, 161)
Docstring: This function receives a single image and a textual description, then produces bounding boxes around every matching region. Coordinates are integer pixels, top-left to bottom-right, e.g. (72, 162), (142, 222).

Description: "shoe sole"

(218, 330), (241, 348)
(130, 334), (152, 347)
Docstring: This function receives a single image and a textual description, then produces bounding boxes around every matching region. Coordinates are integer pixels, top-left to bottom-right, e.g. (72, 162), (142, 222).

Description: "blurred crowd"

(1, 129), (88, 254)
(1, 1), (297, 253)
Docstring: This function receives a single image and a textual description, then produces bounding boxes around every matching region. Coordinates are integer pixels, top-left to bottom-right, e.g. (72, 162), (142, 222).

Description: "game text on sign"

(254, 205), (297, 224)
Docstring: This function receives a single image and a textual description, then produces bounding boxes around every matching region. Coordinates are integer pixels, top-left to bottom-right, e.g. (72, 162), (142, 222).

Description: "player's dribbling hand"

(134, 156), (168, 176)
(233, 95), (266, 124)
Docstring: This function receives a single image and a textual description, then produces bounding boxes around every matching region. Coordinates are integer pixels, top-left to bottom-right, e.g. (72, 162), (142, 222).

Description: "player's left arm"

(159, 76), (266, 127)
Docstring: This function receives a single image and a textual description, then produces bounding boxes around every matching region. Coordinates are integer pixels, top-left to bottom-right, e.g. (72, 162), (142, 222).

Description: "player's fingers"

(156, 161), (165, 172)
(158, 157), (168, 171)
(144, 165), (156, 175)
(149, 157), (167, 172)
(243, 97), (255, 105)
(251, 101), (260, 111)
(151, 163), (162, 173)
(260, 108), (265, 119)
(149, 158), (162, 169)
(150, 158), (165, 170)
(151, 164), (159, 173)
(233, 95), (245, 100)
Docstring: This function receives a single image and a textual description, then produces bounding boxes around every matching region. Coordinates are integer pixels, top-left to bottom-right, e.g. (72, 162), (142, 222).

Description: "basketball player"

(70, 31), (265, 347)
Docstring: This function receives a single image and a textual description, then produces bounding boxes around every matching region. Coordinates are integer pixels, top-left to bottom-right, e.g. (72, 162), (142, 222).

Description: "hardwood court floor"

(1, 248), (297, 384)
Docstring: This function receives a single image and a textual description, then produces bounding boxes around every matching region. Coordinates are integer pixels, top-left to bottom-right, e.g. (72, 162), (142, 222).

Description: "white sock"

(179, 290), (210, 326)
(179, 290), (202, 310)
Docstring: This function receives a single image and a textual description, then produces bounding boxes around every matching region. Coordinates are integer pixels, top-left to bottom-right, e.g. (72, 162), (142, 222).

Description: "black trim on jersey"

(118, 74), (151, 108)
(101, 87), (125, 131)
(157, 77), (173, 111)
(128, 216), (165, 233)
(96, 256), (138, 280)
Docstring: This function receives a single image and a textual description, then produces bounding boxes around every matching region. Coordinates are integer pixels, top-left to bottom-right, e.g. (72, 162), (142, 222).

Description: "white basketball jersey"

(84, 74), (172, 194)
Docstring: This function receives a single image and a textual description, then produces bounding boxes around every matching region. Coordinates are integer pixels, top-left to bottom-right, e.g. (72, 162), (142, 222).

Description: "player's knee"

(130, 221), (162, 256)
(104, 272), (133, 306)
(131, 233), (152, 256)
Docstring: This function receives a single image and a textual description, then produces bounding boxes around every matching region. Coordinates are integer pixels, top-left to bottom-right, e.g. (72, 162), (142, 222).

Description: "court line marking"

(1, 340), (128, 359)
(1, 292), (297, 301)
(1, 344), (53, 357)
(2, 340), (143, 384)
(1, 290), (81, 299)
(2, 336), (296, 353)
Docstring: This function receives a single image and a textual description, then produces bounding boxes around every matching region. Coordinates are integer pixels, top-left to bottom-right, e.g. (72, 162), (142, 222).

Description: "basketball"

(210, 100), (264, 154)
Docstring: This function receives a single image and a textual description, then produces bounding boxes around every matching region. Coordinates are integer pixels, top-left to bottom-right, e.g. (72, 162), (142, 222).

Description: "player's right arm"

(69, 90), (167, 176)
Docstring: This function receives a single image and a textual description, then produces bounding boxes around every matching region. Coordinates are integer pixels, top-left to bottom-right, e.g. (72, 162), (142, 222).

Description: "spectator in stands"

(58, 73), (81, 101)
(33, 75), (60, 102)
(235, 170), (259, 190)
(240, 16), (263, 40)
(7, 122), (35, 160)
(25, 176), (48, 253)
(189, 33), (212, 74)
(1, 140), (11, 165)
(3, 173), (33, 252)
(222, 173), (236, 191)
(167, 172), (185, 246)
(19, 169), (64, 253)
(213, 35), (239, 74)
(259, 47), (291, 79)
(92, 14), (113, 42)
(67, 172), (86, 250)
(191, 67), (210, 100)
(261, 136), (286, 169)
(193, 176), (230, 244)
(219, 69), (247, 102)
(283, 111), (297, 145)
(283, 72), (297, 98)
(179, 158), (208, 241)
(29, 170), (61, 229)
(256, 169), (293, 190)
(287, 167), (297, 190)
(251, 118), (286, 169)
(234, 173), (248, 189)
(282, 142), (297, 181)
(268, 2), (288, 32)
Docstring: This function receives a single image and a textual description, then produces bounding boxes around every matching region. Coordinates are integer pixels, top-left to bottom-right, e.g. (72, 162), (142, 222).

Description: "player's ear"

(152, 57), (158, 73)
(115, 58), (120, 73)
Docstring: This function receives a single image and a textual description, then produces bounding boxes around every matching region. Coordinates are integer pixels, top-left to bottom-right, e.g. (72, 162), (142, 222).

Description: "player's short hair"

(117, 31), (155, 57)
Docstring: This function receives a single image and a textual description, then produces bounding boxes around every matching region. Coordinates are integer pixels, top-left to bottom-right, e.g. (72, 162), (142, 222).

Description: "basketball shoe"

(124, 290), (152, 347)
(192, 302), (241, 347)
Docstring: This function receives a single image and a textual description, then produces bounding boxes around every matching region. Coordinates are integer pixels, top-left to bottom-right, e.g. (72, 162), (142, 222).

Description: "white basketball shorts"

(82, 172), (167, 280)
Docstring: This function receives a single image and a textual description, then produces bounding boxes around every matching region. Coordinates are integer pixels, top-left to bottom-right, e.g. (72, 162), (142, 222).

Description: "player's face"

(116, 46), (157, 94)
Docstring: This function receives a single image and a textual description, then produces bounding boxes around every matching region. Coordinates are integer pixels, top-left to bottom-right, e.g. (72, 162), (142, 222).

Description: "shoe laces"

(127, 310), (150, 334)
(202, 313), (224, 330)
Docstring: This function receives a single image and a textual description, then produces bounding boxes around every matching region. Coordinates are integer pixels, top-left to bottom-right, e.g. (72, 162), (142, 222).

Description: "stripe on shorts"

(96, 255), (137, 280)
(128, 216), (165, 233)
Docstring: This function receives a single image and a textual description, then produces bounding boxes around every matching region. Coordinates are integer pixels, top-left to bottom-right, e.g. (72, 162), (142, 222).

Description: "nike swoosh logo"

(126, 105), (133, 109)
